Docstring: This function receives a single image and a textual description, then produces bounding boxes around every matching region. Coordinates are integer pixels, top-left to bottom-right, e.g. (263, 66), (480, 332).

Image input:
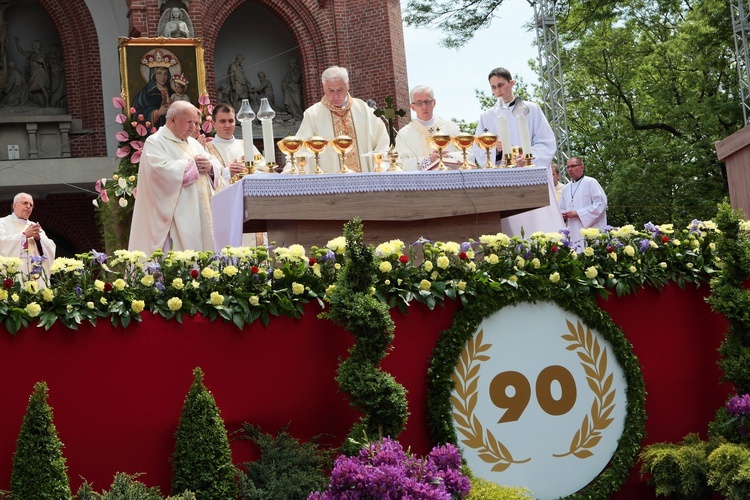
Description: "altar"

(211, 168), (550, 250)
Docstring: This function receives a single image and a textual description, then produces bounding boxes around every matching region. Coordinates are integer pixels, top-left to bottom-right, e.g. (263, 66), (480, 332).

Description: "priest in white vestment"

(294, 66), (388, 173)
(558, 157), (608, 251)
(0, 192), (55, 284)
(395, 85), (468, 170)
(205, 102), (265, 183)
(472, 67), (562, 236)
(128, 100), (223, 253)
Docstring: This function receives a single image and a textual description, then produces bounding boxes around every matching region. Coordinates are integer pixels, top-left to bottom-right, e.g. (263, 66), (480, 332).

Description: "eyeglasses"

(411, 99), (435, 107)
(566, 163), (583, 169)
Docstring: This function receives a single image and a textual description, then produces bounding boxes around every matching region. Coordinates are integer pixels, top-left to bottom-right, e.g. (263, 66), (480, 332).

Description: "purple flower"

(638, 239), (652, 253)
(74, 286), (82, 296)
(320, 250), (336, 262)
(643, 222), (660, 235)
(154, 282), (166, 293)
(91, 249), (107, 264)
(145, 261), (160, 274)
(412, 236), (432, 246)
(727, 394), (750, 417)
(460, 241), (472, 252)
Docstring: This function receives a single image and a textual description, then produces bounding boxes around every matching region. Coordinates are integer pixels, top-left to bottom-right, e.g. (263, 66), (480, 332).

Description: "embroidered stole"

(322, 94), (362, 172)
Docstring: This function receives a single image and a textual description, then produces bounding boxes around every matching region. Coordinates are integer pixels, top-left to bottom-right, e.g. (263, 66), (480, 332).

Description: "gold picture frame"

(118, 37), (207, 127)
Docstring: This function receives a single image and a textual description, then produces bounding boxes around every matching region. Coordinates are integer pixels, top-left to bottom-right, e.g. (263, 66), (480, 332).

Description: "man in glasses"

(395, 85), (466, 170)
(559, 157), (608, 251)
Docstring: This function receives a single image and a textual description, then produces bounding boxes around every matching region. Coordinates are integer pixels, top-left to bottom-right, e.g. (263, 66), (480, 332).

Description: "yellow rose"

(466, 250), (475, 259)
(419, 279), (431, 291)
(86, 301), (94, 309)
(42, 288), (55, 302)
(171, 278), (184, 290)
(94, 279), (105, 292)
(629, 266), (637, 273)
(549, 272), (560, 283)
(585, 266), (598, 279)
(531, 258), (540, 269)
(167, 297), (183, 311)
(515, 256), (526, 268)
(292, 282), (305, 295)
(141, 275), (155, 286)
(509, 275), (518, 283)
(468, 262), (477, 271)
(437, 255), (450, 269)
(249, 295), (260, 306)
(100, 297), (108, 305)
(431, 271), (438, 280)
(659, 262), (667, 269)
(312, 263), (322, 277)
(210, 291), (224, 306)
(424, 260), (434, 272)
(23, 280), (38, 294)
(334, 263), (341, 270)
(487, 254), (499, 265)
(687, 262), (694, 269)
(709, 242), (716, 251)
(673, 239), (681, 246)
(273, 269), (285, 279)
(0, 289), (7, 301)
(583, 247), (595, 257)
(457, 280), (467, 291)
(201, 267), (217, 279)
(624, 245), (635, 257)
(25, 302), (41, 317)
(113, 278), (127, 291)
(608, 252), (618, 262)
(223, 265), (238, 277)
(379, 261), (393, 273)
(131, 300), (145, 313)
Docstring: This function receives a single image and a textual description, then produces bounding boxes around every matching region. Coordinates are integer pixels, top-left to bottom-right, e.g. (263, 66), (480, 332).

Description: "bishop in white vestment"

(0, 193), (55, 284)
(558, 157), (608, 251)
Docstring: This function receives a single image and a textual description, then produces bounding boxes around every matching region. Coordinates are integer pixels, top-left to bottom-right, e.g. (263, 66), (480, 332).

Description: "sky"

(401, 0), (540, 124)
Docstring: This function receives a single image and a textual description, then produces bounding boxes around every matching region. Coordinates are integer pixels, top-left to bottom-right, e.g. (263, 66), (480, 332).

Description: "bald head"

(166, 101), (199, 140)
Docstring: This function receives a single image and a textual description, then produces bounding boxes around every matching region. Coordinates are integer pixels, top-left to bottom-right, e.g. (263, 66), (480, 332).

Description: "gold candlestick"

(475, 130), (499, 169)
(331, 135), (355, 174)
(428, 129), (452, 170)
(452, 132), (476, 170)
(278, 136), (303, 174)
(304, 136), (328, 174)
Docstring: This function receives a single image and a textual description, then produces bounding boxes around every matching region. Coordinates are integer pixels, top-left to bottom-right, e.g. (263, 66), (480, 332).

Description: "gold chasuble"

(322, 94), (362, 172)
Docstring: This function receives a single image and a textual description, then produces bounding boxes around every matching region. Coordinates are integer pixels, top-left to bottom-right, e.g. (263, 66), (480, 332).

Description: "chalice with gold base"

(304, 136), (328, 174)
(372, 151), (385, 172)
(278, 136), (304, 174)
(452, 132), (476, 170)
(428, 129), (452, 170)
(475, 130), (499, 169)
(295, 154), (308, 175)
(331, 135), (355, 174)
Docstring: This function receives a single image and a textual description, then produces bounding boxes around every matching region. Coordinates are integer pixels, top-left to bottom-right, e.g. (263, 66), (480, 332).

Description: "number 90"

(488, 365), (577, 423)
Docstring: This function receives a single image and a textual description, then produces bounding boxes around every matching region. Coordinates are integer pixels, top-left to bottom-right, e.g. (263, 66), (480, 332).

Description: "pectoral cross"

(373, 95), (406, 147)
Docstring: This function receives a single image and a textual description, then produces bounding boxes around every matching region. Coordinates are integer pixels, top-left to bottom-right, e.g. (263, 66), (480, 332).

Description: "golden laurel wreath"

(451, 329), (530, 472)
(553, 319), (617, 459)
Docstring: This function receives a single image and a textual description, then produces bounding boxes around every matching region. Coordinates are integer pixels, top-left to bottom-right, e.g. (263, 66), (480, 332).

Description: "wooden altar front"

(211, 168), (550, 250)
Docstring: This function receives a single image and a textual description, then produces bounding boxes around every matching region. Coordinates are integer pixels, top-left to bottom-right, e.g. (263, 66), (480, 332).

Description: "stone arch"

(201, 0), (334, 107)
(38, 0), (106, 157)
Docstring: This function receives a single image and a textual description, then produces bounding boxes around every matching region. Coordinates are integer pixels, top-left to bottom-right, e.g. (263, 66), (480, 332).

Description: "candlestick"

(496, 100), (513, 166)
(236, 99), (255, 170)
(512, 99), (533, 159)
(257, 98), (276, 166)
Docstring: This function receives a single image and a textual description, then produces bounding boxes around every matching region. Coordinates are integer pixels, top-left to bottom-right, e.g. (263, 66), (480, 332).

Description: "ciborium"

(304, 136), (328, 174)
(386, 145), (403, 172)
(475, 129), (499, 169)
(278, 135), (304, 174)
(428, 129), (452, 170)
(331, 135), (355, 173)
(452, 132), (476, 170)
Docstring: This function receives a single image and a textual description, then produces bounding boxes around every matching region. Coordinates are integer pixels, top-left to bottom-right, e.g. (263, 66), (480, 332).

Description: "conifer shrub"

(75, 473), (196, 499)
(10, 381), (71, 500)
(171, 367), (238, 499)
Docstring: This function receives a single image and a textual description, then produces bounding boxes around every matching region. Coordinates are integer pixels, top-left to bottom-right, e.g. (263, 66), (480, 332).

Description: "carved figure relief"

(157, 7), (194, 38)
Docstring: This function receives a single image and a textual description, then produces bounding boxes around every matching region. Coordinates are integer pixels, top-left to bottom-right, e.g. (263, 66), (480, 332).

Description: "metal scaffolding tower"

(530, 0), (570, 166)
(731, 0), (750, 124)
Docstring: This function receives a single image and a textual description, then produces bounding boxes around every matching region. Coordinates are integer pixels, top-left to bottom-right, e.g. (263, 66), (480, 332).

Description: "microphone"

(366, 99), (377, 109)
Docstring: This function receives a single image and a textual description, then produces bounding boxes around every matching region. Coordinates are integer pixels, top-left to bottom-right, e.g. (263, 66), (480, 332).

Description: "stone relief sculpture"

(227, 53), (250, 111)
(281, 57), (303, 120)
(47, 43), (65, 108)
(15, 37), (49, 107)
(0, 59), (27, 106)
(157, 7), (194, 38)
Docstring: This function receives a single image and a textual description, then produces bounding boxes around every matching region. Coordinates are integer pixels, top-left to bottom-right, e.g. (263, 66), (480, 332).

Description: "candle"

(512, 99), (533, 157)
(261, 118), (275, 165)
(241, 120), (253, 164)
(496, 106), (513, 164)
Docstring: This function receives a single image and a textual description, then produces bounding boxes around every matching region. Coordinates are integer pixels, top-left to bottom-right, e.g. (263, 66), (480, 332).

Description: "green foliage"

(171, 367), (238, 499)
(10, 381), (71, 500)
(403, 0), (509, 48)
(707, 443), (750, 499)
(234, 423), (335, 499)
(639, 433), (720, 497)
(466, 475), (533, 499)
(322, 218), (409, 454)
(75, 473), (196, 499)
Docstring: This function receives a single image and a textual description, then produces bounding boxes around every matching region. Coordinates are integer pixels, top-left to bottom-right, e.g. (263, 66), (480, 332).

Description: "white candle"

(261, 118), (275, 165)
(517, 114), (532, 157)
(241, 120), (253, 165)
(497, 111), (513, 164)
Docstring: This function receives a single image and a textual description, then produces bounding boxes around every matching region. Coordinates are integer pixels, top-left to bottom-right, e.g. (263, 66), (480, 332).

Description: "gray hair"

(321, 66), (349, 85)
(409, 85), (434, 102)
(166, 100), (196, 120)
(13, 192), (32, 204)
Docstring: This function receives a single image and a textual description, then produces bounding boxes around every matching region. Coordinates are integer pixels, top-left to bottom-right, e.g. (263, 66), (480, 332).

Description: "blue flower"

(92, 249), (107, 264)
(154, 282), (166, 293)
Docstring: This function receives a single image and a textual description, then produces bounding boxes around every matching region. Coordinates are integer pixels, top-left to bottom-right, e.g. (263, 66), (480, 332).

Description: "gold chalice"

(452, 132), (476, 170)
(278, 136), (303, 174)
(475, 130), (499, 169)
(295, 154), (308, 175)
(372, 151), (385, 172)
(428, 129), (452, 170)
(304, 136), (328, 174)
(331, 135), (355, 174)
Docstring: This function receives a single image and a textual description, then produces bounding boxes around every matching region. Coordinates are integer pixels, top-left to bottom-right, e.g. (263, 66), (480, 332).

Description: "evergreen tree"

(10, 381), (71, 500)
(171, 367), (238, 498)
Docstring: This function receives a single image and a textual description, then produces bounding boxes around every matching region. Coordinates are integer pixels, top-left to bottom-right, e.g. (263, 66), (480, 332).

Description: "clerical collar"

(572, 174), (585, 183)
(506, 96), (520, 107)
(416, 117), (435, 127)
(211, 136), (235, 145)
